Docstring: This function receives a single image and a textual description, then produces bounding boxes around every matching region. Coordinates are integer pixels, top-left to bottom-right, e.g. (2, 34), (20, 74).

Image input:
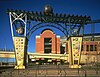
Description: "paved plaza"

(0, 64), (100, 77)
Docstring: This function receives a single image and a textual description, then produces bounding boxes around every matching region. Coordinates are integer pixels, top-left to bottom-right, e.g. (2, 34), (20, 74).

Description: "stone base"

(14, 65), (25, 69)
(69, 65), (81, 68)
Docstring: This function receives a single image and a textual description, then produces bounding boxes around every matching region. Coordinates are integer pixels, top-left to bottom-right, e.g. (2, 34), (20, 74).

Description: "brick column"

(52, 34), (56, 54)
(40, 35), (44, 54)
(57, 35), (60, 54)
(36, 35), (40, 53)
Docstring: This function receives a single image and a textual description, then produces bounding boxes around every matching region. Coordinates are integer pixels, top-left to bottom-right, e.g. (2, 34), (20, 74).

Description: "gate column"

(68, 36), (82, 68)
(9, 12), (28, 69)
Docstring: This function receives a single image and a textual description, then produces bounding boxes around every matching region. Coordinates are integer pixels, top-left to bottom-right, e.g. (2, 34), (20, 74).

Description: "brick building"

(61, 36), (100, 63)
(36, 29), (60, 54)
(36, 29), (100, 55)
(36, 29), (100, 63)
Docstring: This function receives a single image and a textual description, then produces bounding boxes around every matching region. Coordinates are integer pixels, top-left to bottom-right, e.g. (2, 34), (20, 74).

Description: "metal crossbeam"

(0, 51), (15, 58)
(28, 53), (68, 61)
(7, 9), (91, 24)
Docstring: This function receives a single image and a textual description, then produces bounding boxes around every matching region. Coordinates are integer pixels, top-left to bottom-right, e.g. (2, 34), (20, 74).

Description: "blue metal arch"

(27, 22), (68, 38)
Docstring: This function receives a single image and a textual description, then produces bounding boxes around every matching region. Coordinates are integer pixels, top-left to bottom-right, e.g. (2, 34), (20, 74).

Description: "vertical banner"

(13, 37), (27, 69)
(68, 36), (82, 68)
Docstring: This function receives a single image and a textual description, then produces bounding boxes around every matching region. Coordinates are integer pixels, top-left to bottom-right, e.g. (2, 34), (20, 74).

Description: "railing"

(0, 62), (15, 67)
(0, 64), (100, 77)
(0, 49), (14, 52)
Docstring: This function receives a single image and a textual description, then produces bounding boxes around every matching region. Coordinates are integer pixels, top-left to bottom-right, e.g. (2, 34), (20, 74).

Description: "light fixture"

(16, 26), (24, 35)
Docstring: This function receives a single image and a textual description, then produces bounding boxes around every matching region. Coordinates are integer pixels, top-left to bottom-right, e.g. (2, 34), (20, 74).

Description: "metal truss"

(7, 9), (97, 39)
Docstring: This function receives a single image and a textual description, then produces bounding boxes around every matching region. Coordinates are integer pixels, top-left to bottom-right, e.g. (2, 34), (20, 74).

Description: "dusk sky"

(0, 0), (100, 53)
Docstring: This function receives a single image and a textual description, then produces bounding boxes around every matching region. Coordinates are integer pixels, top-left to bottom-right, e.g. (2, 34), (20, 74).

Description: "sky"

(0, 0), (100, 53)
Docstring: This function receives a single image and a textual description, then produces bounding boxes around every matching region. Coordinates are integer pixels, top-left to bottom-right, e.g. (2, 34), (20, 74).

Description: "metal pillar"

(68, 36), (82, 68)
(9, 12), (28, 69)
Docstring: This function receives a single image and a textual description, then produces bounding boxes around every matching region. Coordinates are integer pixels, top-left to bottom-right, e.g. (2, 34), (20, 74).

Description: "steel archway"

(27, 24), (67, 39)
(27, 22), (68, 38)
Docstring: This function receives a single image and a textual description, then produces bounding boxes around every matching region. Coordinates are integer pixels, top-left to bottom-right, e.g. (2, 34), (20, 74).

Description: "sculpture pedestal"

(15, 65), (25, 69)
(13, 37), (27, 69)
(68, 36), (82, 68)
(69, 65), (81, 68)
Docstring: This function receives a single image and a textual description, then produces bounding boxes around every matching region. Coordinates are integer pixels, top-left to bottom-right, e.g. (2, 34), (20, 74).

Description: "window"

(94, 45), (97, 51)
(86, 45), (89, 51)
(99, 45), (100, 51)
(44, 38), (52, 53)
(90, 45), (93, 51)
(81, 45), (83, 51)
